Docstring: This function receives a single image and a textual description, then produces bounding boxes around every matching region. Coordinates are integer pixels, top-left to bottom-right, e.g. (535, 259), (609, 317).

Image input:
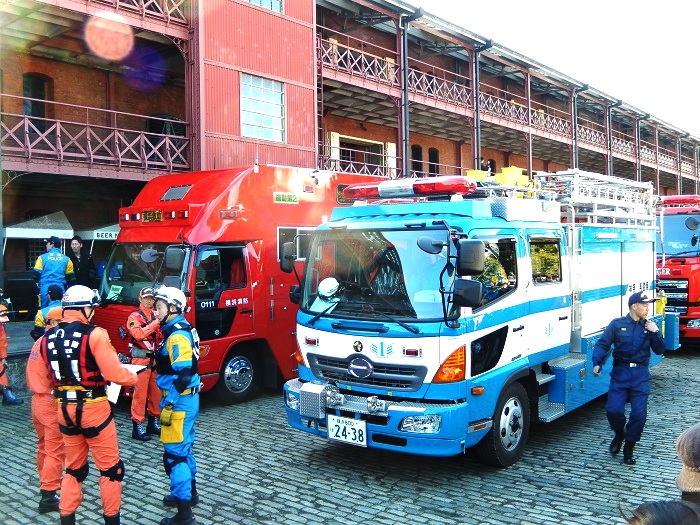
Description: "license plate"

(327, 415), (367, 447)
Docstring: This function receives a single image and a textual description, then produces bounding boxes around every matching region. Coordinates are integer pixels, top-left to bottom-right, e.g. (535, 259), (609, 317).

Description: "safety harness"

(128, 309), (159, 368)
(40, 321), (112, 437)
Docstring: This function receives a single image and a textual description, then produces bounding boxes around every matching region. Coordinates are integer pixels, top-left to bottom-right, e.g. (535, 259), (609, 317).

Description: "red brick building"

(1, 0), (697, 292)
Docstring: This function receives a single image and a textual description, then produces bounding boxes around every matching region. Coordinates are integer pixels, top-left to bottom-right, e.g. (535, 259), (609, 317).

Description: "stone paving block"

(1, 351), (698, 524)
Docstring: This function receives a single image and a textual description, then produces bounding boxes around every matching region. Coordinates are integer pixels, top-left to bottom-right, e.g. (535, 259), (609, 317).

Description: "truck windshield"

(300, 229), (452, 321)
(98, 242), (190, 306)
(657, 215), (700, 257)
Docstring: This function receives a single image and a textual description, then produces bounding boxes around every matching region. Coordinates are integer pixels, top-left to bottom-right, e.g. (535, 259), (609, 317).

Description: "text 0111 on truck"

(280, 170), (680, 467)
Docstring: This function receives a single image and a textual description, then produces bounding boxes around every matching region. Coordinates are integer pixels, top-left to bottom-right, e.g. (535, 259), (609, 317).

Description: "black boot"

(2, 387), (23, 406)
(103, 512), (121, 525)
(609, 431), (624, 456)
(38, 489), (60, 513)
(623, 441), (637, 465)
(163, 480), (199, 507)
(132, 420), (152, 441)
(61, 514), (76, 525)
(160, 498), (197, 525)
(147, 415), (162, 435)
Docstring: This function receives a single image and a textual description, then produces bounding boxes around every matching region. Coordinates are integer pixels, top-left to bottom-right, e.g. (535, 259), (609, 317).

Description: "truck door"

(193, 246), (254, 341)
(526, 232), (572, 355)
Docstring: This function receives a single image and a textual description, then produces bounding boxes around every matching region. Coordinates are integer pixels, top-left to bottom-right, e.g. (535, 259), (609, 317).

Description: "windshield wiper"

(308, 299), (342, 326)
(668, 250), (700, 256)
(365, 308), (420, 334)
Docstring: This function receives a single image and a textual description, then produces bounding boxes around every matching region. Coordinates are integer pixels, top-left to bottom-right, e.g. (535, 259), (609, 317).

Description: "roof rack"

(531, 169), (657, 225)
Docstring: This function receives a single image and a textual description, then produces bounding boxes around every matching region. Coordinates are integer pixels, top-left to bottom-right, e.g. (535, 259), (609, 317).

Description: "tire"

(476, 381), (530, 468)
(213, 348), (261, 405)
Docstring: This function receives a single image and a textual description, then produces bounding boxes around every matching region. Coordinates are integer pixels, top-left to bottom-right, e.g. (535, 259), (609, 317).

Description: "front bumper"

(283, 378), (491, 457)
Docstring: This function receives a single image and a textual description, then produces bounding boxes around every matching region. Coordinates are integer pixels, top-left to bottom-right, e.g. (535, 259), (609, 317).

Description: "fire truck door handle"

(512, 325), (524, 332)
(240, 309), (253, 315)
(559, 315), (568, 320)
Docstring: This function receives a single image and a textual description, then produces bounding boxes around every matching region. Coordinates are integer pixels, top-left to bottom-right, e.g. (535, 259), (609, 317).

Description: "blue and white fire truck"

(280, 170), (679, 467)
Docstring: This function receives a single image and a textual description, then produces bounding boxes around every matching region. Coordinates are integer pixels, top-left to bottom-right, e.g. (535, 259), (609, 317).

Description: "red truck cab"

(93, 165), (380, 403)
(656, 195), (700, 346)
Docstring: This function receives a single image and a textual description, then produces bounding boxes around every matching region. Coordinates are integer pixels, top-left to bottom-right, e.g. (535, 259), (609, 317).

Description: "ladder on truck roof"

(532, 169), (657, 226)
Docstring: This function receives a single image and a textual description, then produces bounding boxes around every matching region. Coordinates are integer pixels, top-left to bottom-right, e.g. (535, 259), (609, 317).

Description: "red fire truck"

(93, 164), (379, 404)
(656, 194), (700, 346)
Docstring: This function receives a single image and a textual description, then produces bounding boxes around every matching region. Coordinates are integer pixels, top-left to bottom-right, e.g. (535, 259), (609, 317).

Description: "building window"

(241, 73), (285, 142)
(244, 0), (282, 13)
(411, 145), (423, 174)
(339, 138), (383, 174)
(23, 73), (49, 132)
(428, 147), (439, 175)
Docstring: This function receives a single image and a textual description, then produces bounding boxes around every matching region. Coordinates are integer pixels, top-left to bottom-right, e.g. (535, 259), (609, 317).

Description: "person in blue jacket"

(33, 236), (75, 307)
(153, 286), (200, 525)
(30, 284), (64, 340)
(592, 290), (666, 465)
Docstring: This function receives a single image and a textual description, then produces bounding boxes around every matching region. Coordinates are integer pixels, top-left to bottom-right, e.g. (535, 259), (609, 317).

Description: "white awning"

(3, 211), (73, 240)
(74, 223), (120, 242)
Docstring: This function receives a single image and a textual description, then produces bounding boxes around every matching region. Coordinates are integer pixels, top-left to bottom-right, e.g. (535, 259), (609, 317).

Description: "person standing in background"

(30, 284), (63, 341)
(33, 236), (75, 307)
(127, 286), (163, 442)
(68, 236), (97, 288)
(0, 299), (23, 406)
(26, 306), (65, 514)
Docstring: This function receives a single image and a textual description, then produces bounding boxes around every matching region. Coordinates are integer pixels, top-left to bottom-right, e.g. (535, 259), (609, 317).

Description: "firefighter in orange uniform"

(0, 299), (23, 405)
(39, 285), (138, 525)
(26, 306), (65, 514)
(127, 286), (163, 441)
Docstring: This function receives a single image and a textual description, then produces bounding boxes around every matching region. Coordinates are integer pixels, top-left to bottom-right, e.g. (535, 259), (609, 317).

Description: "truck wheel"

(476, 381), (530, 468)
(213, 349), (260, 405)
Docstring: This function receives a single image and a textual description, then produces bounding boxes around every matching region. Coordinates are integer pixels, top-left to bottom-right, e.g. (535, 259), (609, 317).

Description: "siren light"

(341, 176), (477, 201)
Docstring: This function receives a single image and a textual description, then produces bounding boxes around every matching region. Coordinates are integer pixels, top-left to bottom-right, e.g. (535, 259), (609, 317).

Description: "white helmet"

(154, 286), (187, 312)
(62, 285), (99, 309)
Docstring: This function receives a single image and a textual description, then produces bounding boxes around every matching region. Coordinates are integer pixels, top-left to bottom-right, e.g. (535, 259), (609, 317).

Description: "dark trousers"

(605, 365), (651, 443)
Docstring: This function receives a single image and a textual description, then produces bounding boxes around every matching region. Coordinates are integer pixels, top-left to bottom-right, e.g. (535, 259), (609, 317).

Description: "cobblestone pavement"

(1, 347), (698, 525)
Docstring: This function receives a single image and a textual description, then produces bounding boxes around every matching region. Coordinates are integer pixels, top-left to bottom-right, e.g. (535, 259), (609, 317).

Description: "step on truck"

(93, 164), (380, 404)
(656, 195), (700, 347)
(280, 169), (680, 466)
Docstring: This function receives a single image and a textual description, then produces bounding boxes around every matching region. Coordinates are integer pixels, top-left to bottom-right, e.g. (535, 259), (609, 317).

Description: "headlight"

(399, 415), (442, 434)
(285, 390), (300, 411)
(687, 319), (700, 328)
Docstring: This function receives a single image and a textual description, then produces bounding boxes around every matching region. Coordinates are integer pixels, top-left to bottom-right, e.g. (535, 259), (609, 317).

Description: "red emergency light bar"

(660, 195), (700, 207)
(342, 176), (477, 201)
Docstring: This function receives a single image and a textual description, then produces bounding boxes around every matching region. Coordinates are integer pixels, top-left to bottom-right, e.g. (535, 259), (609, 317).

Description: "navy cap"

(44, 236), (62, 246)
(47, 284), (64, 300)
(629, 290), (656, 307)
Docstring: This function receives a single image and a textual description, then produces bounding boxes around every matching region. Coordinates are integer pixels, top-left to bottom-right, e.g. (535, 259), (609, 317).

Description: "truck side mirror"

(280, 242), (296, 273)
(289, 285), (300, 305)
(452, 278), (482, 308)
(685, 217), (700, 231)
(693, 235), (699, 247)
(456, 239), (485, 276)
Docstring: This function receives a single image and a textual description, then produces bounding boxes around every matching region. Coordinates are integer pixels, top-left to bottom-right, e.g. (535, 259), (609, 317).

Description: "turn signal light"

(292, 342), (306, 367)
(432, 345), (466, 383)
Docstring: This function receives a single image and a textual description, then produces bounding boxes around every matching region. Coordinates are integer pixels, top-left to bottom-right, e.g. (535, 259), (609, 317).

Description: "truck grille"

(308, 354), (427, 391)
(658, 278), (689, 314)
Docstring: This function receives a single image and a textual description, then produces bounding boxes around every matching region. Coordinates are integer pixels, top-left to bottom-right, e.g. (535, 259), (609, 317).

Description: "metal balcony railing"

(0, 94), (189, 172)
(318, 142), (464, 179)
(92, 0), (188, 25)
(318, 33), (472, 109)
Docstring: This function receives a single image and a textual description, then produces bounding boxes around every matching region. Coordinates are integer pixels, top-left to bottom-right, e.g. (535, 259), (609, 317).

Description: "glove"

(160, 405), (173, 426)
